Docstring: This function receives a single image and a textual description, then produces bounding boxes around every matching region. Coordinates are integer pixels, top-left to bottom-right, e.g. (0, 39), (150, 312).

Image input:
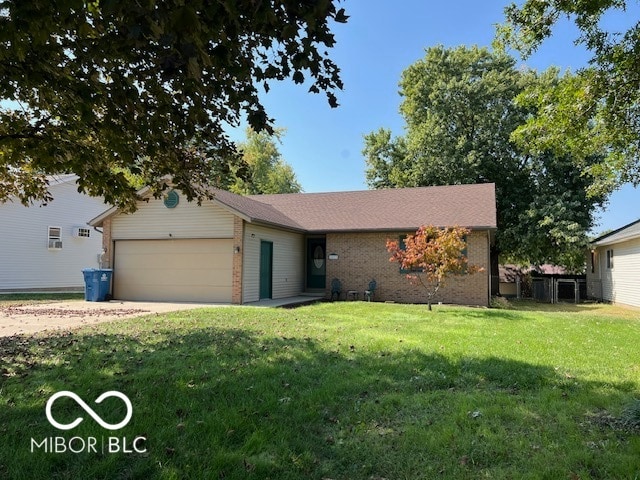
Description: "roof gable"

(90, 183), (497, 232)
(591, 218), (640, 246)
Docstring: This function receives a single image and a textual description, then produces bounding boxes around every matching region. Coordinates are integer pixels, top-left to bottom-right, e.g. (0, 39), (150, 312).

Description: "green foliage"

(0, 0), (345, 210)
(363, 45), (603, 269)
(230, 128), (302, 195)
(490, 296), (515, 309)
(496, 0), (640, 195)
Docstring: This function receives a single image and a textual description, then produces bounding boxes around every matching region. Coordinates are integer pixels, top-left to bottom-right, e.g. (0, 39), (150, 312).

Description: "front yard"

(0, 301), (638, 479)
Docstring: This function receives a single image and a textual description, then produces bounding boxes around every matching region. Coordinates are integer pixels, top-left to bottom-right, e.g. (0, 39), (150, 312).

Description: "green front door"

(259, 241), (273, 299)
(306, 238), (326, 289)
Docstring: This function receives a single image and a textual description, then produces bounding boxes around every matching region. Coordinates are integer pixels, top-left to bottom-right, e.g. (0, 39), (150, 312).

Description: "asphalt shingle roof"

(591, 218), (640, 246)
(215, 183), (497, 232)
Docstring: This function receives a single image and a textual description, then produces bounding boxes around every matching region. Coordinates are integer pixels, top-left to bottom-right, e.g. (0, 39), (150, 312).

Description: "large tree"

(364, 45), (603, 271)
(230, 128), (302, 195)
(0, 0), (347, 210)
(496, 0), (640, 196)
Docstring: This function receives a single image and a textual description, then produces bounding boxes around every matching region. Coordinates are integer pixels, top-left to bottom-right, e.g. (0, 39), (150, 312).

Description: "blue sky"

(229, 0), (639, 235)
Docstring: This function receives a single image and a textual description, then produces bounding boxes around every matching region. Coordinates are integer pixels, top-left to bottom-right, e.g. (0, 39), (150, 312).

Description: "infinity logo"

(45, 391), (133, 431)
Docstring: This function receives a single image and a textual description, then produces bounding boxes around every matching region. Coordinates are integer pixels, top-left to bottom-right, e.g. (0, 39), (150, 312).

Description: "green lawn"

(0, 301), (638, 479)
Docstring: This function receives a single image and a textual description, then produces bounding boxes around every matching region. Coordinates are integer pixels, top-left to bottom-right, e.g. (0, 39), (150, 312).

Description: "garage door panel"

(115, 270), (231, 287)
(116, 241), (231, 255)
(116, 253), (232, 271)
(114, 239), (233, 302)
(120, 285), (232, 303)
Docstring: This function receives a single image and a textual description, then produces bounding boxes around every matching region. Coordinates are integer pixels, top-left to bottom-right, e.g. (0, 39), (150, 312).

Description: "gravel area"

(0, 300), (222, 337)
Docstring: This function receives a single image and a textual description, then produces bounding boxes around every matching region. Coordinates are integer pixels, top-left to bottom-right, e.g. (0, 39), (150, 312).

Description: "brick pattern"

(231, 216), (244, 304)
(101, 218), (112, 268)
(325, 231), (490, 306)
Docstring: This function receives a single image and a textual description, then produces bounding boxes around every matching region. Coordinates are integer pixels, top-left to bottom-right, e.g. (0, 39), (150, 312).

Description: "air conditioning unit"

(73, 227), (91, 238)
(48, 240), (63, 250)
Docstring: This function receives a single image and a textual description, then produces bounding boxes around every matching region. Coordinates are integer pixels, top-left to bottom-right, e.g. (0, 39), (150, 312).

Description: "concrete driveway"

(0, 300), (224, 337)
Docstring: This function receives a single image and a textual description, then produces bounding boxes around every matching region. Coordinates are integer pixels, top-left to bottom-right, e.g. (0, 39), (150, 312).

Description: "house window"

(606, 249), (614, 269)
(48, 226), (62, 250)
(460, 235), (469, 272)
(398, 235), (423, 273)
(74, 227), (91, 238)
(397, 233), (469, 273)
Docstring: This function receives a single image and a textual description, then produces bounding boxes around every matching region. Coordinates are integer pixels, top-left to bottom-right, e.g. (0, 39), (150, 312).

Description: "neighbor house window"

(606, 249), (614, 269)
(75, 227), (91, 238)
(48, 226), (62, 250)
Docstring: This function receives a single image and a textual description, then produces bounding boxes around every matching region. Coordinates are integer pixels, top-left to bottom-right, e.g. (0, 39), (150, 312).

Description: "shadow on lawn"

(0, 325), (637, 480)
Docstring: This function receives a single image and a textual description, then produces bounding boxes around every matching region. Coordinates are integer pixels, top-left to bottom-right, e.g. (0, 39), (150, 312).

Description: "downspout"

(92, 226), (105, 268)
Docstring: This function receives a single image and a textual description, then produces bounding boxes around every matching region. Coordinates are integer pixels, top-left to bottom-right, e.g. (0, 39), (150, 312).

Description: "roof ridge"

(248, 182), (496, 201)
(47, 174), (79, 186)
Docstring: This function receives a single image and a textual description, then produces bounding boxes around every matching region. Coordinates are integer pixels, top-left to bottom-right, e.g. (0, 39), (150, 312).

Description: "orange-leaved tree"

(386, 225), (483, 310)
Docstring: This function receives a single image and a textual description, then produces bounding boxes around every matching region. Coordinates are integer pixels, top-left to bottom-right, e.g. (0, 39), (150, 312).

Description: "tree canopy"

(0, 0), (347, 210)
(229, 128), (302, 195)
(496, 0), (640, 196)
(364, 45), (604, 270)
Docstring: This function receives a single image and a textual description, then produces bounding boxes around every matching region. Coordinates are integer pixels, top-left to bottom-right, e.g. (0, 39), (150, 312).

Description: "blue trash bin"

(82, 269), (99, 301)
(82, 268), (113, 302)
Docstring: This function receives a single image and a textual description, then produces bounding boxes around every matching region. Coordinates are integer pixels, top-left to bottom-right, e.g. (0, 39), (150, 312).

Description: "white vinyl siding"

(242, 224), (305, 303)
(113, 239), (233, 302)
(0, 177), (107, 291)
(606, 249), (614, 269)
(597, 237), (640, 308)
(111, 196), (234, 240)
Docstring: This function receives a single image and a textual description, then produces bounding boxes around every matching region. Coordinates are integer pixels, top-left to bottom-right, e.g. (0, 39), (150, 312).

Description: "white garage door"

(113, 239), (233, 302)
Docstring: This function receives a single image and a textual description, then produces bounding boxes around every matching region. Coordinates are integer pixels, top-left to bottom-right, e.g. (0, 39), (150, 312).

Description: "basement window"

(48, 226), (62, 250)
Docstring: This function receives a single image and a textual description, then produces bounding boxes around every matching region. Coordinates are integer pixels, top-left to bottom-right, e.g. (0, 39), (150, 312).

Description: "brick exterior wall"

(232, 216), (244, 304)
(325, 230), (490, 306)
(101, 218), (112, 268)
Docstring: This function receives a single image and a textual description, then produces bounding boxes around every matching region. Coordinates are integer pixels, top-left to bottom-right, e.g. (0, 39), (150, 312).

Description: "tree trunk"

(427, 301), (432, 311)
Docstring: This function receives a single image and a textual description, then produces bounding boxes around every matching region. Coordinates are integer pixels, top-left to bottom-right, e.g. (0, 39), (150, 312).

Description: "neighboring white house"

(0, 175), (108, 292)
(587, 218), (640, 308)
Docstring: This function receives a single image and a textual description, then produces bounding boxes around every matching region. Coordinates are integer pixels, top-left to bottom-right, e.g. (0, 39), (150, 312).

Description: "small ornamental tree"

(386, 225), (483, 310)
